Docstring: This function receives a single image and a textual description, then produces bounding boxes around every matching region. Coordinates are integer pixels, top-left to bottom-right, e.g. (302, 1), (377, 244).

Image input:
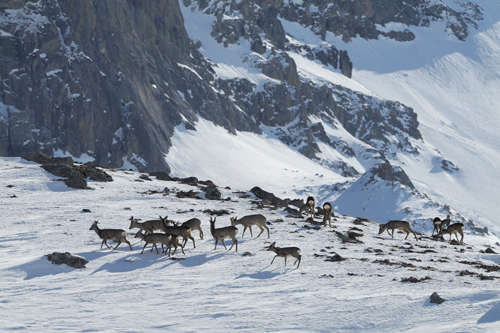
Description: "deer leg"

(271, 255), (278, 265)
(228, 238), (236, 251)
(256, 225), (265, 238)
(113, 241), (121, 251)
(126, 240), (133, 250)
(221, 239), (228, 250)
(242, 226), (248, 237)
(284, 256), (288, 266)
(249, 226), (254, 238)
(199, 228), (204, 240)
(141, 243), (148, 254)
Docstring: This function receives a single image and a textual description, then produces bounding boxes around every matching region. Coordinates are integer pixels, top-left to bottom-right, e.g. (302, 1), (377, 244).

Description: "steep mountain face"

(0, 1), (482, 185)
(0, 0), (258, 171)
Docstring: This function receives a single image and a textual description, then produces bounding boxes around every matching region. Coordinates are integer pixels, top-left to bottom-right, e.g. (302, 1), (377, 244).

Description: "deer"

(267, 242), (301, 268)
(431, 217), (442, 236)
(378, 220), (418, 241)
(181, 218), (204, 240)
(159, 216), (195, 249)
(230, 214), (269, 238)
(432, 215), (451, 236)
(299, 196), (316, 218)
(128, 216), (163, 234)
(440, 223), (465, 244)
(209, 216), (238, 251)
(323, 202), (333, 227)
(134, 231), (185, 256)
(89, 221), (133, 250)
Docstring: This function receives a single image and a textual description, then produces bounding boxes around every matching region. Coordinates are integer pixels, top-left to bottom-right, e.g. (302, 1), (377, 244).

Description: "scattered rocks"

(139, 174), (152, 181)
(150, 171), (172, 181)
(202, 209), (231, 216)
(242, 252), (253, 256)
(46, 252), (88, 268)
(81, 209), (91, 213)
(430, 292), (445, 304)
(484, 248), (497, 254)
(401, 276), (431, 283)
(325, 253), (347, 262)
(176, 190), (200, 198)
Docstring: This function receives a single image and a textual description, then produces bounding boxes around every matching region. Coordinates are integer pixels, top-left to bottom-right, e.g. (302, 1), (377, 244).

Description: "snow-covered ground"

(2, 157), (500, 332)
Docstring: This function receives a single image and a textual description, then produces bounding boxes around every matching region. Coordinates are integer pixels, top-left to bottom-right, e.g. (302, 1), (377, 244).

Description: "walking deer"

(378, 220), (418, 241)
(181, 218), (203, 240)
(230, 214), (269, 238)
(299, 196), (316, 218)
(441, 223), (465, 244)
(134, 231), (185, 256)
(267, 242), (301, 268)
(89, 221), (133, 250)
(209, 216), (238, 251)
(160, 216), (195, 249)
(129, 216), (163, 234)
(323, 202), (333, 227)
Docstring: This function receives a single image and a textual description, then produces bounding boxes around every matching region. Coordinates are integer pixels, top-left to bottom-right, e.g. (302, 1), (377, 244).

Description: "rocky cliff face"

(0, 0), (481, 176)
(0, 0), (258, 171)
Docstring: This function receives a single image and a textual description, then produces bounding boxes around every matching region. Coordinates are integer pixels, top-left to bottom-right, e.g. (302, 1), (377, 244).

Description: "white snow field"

(2, 158), (500, 332)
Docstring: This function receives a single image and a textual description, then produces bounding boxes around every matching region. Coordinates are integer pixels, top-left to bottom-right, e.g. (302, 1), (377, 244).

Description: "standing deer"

(129, 216), (163, 234)
(89, 221), (133, 250)
(323, 202), (333, 227)
(230, 214), (269, 238)
(181, 218), (204, 240)
(160, 216), (195, 249)
(432, 215), (451, 236)
(267, 242), (301, 268)
(299, 196), (316, 218)
(378, 220), (418, 241)
(431, 217), (442, 236)
(441, 223), (465, 244)
(209, 216), (238, 251)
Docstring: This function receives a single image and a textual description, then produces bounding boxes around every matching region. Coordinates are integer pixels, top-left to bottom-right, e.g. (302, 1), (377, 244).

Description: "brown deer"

(299, 196), (316, 218)
(89, 221), (133, 250)
(230, 214), (269, 238)
(267, 242), (301, 268)
(441, 223), (465, 244)
(323, 202), (333, 227)
(160, 216), (196, 249)
(378, 220), (418, 241)
(129, 216), (163, 234)
(209, 216), (238, 251)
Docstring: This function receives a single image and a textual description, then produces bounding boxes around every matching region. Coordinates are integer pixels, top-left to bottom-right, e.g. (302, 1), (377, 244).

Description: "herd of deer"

(89, 195), (465, 269)
(377, 215), (465, 243)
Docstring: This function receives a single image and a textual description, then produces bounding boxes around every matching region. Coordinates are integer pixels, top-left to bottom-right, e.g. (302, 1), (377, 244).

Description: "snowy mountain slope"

(173, 0), (500, 236)
(1, 157), (500, 332)
(331, 0), (500, 235)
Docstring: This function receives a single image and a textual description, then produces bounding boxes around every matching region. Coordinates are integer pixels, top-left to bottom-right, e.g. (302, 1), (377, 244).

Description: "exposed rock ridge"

(0, 0), (260, 171)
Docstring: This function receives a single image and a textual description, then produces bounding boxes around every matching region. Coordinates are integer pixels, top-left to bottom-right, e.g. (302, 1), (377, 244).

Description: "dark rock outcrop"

(0, 0), (259, 171)
(46, 252), (88, 268)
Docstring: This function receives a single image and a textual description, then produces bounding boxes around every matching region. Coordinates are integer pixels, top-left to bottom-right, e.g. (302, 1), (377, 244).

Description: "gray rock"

(46, 252), (88, 269)
(430, 292), (445, 304)
(64, 176), (88, 189)
(204, 185), (221, 200)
